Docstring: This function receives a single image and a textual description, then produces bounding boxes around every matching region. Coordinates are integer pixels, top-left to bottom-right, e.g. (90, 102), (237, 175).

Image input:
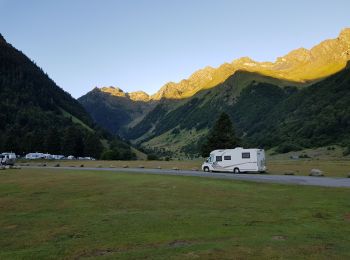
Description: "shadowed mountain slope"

(0, 33), (134, 158)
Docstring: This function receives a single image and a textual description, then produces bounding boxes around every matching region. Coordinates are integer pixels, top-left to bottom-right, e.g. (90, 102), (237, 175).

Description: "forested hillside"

(127, 71), (304, 156)
(234, 62), (350, 151)
(0, 33), (135, 159)
(127, 63), (350, 157)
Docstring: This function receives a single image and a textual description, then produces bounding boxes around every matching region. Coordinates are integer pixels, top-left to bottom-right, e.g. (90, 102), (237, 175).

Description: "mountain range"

(79, 28), (350, 157)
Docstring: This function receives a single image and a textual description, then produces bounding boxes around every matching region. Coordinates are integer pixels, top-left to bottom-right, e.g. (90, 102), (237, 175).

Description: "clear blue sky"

(0, 0), (349, 98)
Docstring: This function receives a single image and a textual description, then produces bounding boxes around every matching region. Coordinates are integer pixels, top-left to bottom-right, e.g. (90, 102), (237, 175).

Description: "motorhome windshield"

(208, 155), (214, 163)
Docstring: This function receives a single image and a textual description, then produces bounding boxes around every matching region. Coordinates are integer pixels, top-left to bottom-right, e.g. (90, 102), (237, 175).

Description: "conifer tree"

(45, 128), (61, 154)
(84, 133), (103, 158)
(62, 126), (84, 156)
(201, 112), (239, 157)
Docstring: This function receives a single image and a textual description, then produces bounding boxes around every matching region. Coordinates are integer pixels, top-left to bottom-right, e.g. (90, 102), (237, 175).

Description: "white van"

(202, 148), (266, 173)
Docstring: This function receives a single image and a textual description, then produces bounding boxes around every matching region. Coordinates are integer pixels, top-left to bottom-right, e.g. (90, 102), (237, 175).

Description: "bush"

(171, 128), (180, 135)
(101, 149), (120, 160)
(147, 154), (159, 160)
(275, 142), (303, 154)
(343, 147), (350, 156)
(119, 150), (137, 160)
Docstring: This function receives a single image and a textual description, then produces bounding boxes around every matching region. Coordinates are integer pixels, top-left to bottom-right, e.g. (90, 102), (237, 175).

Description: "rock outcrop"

(100, 86), (150, 102)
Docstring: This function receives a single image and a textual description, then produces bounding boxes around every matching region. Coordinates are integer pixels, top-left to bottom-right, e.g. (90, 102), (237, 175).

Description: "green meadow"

(1, 168), (350, 259)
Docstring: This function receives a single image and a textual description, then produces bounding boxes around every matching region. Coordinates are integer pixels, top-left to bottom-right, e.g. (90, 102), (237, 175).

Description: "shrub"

(275, 142), (303, 154)
(147, 154), (158, 160)
(171, 128), (180, 135)
(343, 147), (350, 156)
(101, 149), (119, 160)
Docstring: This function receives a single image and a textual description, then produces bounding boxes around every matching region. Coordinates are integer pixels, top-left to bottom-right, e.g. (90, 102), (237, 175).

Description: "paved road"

(25, 166), (350, 188)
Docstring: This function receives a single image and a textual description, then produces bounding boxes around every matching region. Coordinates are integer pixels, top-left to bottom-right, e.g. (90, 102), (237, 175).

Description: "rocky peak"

(188, 66), (215, 85)
(279, 48), (311, 63)
(100, 86), (127, 97)
(232, 56), (256, 65)
(339, 28), (350, 43)
(128, 91), (150, 102)
(99, 86), (152, 102)
(151, 82), (179, 100)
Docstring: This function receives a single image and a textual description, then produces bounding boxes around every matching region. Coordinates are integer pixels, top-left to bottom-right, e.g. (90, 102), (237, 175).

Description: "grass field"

(1, 168), (350, 259)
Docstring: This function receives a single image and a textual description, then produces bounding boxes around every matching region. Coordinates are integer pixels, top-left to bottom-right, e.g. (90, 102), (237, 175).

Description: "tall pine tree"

(84, 133), (103, 158)
(45, 128), (61, 154)
(61, 126), (84, 157)
(201, 112), (239, 157)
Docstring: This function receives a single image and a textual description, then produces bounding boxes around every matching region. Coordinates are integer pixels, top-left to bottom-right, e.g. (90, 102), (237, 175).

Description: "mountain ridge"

(87, 28), (350, 102)
(99, 86), (151, 102)
(0, 33), (7, 45)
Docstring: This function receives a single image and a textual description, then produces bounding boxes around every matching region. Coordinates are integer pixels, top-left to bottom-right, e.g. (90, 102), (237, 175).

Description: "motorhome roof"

(211, 148), (262, 153)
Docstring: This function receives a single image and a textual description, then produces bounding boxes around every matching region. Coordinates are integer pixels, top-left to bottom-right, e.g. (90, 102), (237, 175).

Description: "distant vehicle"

(67, 155), (75, 160)
(43, 153), (53, 160)
(25, 153), (45, 160)
(202, 148), (266, 173)
(84, 157), (95, 160)
(52, 155), (65, 160)
(0, 152), (16, 166)
(77, 157), (95, 160)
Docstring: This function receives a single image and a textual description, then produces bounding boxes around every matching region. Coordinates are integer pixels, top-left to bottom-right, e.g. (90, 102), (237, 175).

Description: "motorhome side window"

(242, 152), (250, 159)
(224, 156), (231, 160)
(216, 156), (222, 161)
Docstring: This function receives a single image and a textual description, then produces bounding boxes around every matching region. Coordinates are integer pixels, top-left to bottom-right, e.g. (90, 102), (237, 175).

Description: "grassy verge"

(0, 168), (350, 259)
(267, 160), (350, 177)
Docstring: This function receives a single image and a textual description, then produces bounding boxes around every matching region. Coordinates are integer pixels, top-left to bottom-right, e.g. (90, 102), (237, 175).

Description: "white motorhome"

(202, 148), (266, 173)
(25, 153), (45, 160)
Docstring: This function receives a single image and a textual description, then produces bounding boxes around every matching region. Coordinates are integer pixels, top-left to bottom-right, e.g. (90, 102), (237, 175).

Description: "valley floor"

(1, 168), (350, 259)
